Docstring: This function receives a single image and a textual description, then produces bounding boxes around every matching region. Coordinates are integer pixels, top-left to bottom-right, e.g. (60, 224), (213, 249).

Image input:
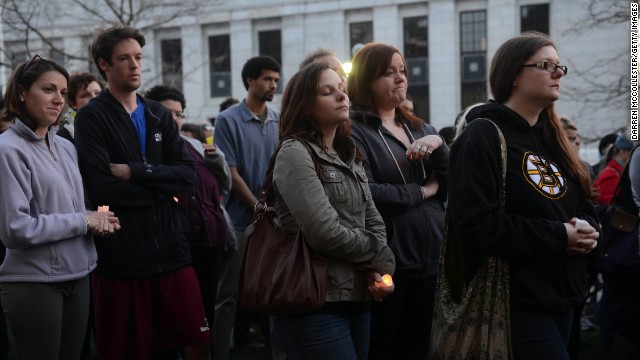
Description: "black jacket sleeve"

(128, 107), (195, 195)
(75, 102), (194, 208)
(423, 124), (449, 201)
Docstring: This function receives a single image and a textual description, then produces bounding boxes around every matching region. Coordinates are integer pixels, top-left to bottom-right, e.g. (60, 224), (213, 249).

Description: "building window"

(460, 11), (486, 53)
(404, 16), (428, 58)
(350, 21), (373, 52)
(209, 34), (231, 98)
(403, 16), (429, 123)
(161, 39), (183, 92)
(11, 51), (29, 67)
(258, 30), (281, 67)
(258, 29), (282, 92)
(460, 10), (487, 108)
(521, 4), (550, 35)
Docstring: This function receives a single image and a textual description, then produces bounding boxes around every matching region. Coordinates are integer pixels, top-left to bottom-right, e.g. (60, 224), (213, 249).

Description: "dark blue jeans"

(273, 308), (370, 360)
(511, 307), (574, 360)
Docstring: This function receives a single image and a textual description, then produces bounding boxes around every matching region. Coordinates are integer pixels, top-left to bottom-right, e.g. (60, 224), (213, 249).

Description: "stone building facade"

(1, 0), (630, 154)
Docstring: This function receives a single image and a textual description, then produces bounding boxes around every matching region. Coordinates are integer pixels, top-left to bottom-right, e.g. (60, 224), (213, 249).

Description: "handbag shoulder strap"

(443, 117), (507, 257)
(478, 118), (507, 209)
(258, 136), (323, 206)
(443, 117), (507, 302)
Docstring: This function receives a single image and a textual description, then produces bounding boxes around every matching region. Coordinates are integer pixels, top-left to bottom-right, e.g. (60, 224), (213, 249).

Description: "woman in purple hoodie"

(0, 55), (120, 359)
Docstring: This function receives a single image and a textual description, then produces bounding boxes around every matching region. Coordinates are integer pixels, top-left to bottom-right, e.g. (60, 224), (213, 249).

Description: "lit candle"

(97, 205), (109, 212)
(375, 274), (394, 288)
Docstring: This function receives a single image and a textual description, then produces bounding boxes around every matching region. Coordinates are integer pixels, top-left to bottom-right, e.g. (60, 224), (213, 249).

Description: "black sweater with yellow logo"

(449, 102), (598, 310)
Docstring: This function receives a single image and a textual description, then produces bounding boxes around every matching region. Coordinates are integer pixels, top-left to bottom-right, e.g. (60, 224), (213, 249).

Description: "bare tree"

(562, 0), (634, 140)
(1, 0), (221, 67)
(567, 0), (631, 30)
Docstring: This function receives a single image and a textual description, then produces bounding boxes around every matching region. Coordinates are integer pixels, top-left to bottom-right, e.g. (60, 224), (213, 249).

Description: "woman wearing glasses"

(0, 55), (120, 359)
(448, 32), (600, 358)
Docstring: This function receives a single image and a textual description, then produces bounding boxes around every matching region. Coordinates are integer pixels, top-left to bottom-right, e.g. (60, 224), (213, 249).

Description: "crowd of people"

(0, 23), (636, 360)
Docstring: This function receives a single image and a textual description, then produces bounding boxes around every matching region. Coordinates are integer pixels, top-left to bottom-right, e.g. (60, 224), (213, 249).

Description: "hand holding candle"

(375, 274), (394, 288)
(203, 143), (216, 156)
(574, 219), (591, 232)
(368, 272), (395, 302)
(87, 206), (121, 236)
(566, 217), (599, 254)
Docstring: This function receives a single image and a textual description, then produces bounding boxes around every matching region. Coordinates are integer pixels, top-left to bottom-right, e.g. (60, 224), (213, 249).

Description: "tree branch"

(4, 0), (86, 61)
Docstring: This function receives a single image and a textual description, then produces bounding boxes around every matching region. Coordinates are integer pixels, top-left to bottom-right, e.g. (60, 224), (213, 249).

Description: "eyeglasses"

(522, 61), (568, 75)
(20, 54), (47, 81)
(22, 54), (47, 72)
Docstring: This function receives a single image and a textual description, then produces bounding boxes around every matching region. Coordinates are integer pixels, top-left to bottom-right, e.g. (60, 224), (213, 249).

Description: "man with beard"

(74, 24), (210, 359)
(213, 55), (281, 360)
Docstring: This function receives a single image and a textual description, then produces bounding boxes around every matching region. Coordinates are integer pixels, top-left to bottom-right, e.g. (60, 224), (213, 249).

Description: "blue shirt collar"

(238, 99), (279, 124)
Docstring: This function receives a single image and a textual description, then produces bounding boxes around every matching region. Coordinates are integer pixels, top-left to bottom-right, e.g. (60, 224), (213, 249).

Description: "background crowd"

(0, 23), (636, 360)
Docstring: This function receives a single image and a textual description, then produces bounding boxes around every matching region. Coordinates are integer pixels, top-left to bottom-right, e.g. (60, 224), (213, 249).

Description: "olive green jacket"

(273, 138), (395, 303)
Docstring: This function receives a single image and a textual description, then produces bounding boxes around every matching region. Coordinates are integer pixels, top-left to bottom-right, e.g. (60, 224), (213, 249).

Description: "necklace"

(325, 146), (339, 157)
(377, 123), (426, 184)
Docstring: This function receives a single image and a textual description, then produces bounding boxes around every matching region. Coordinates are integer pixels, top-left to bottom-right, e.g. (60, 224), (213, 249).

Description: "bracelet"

(84, 215), (90, 229)
(420, 186), (428, 200)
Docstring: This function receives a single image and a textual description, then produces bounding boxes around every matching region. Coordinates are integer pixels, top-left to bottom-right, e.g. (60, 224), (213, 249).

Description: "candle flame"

(375, 274), (393, 288)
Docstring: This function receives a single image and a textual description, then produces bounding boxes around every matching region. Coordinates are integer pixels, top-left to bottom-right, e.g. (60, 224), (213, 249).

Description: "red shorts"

(92, 266), (210, 360)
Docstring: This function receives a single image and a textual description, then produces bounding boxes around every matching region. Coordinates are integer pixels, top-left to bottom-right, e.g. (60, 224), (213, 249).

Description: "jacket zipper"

(142, 154), (152, 174)
(152, 207), (162, 273)
(132, 108), (162, 272)
(140, 146), (160, 272)
(45, 139), (78, 212)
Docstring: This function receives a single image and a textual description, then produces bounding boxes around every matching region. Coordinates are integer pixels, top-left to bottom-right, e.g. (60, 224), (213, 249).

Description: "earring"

(19, 96), (24, 102)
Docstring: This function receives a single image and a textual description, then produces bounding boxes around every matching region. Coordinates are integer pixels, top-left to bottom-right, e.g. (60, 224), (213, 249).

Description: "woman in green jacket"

(271, 62), (396, 359)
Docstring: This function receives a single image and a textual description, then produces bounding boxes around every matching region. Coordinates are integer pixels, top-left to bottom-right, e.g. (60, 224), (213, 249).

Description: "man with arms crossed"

(75, 24), (210, 359)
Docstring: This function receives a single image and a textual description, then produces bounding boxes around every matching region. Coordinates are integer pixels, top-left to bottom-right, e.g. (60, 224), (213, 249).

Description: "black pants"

(1, 277), (90, 360)
(511, 307), (574, 360)
(368, 274), (437, 360)
(191, 246), (224, 353)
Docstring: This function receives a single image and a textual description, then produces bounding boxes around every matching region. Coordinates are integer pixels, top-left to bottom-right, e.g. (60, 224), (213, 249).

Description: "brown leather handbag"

(237, 138), (328, 315)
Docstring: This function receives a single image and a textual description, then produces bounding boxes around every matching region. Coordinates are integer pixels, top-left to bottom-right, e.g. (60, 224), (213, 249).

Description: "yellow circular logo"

(522, 152), (566, 199)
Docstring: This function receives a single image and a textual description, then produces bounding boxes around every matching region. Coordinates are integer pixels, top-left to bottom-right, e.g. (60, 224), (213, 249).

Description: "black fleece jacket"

(75, 90), (195, 277)
(351, 110), (449, 278)
(449, 102), (599, 310)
